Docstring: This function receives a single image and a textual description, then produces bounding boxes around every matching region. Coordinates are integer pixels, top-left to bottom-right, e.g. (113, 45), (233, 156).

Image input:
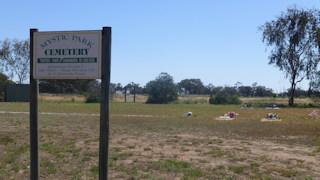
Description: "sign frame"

(30, 27), (111, 180)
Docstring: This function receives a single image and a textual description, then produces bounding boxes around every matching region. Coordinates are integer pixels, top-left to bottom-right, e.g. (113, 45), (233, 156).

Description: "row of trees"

(139, 72), (316, 104)
(0, 70), (316, 103)
(109, 79), (275, 97)
(0, 69), (277, 92)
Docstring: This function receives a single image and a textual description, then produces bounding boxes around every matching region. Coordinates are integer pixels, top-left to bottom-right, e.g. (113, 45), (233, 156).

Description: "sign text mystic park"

(33, 31), (101, 79)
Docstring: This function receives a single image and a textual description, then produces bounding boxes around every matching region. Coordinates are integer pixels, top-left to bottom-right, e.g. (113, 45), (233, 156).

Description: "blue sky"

(1, 0), (320, 92)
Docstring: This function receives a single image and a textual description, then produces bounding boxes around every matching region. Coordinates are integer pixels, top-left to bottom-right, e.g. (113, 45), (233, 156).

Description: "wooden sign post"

(30, 27), (111, 180)
(30, 28), (39, 180)
(99, 27), (111, 180)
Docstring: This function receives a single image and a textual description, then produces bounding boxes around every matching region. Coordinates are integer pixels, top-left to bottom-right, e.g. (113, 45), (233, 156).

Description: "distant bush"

(209, 91), (241, 105)
(84, 92), (100, 103)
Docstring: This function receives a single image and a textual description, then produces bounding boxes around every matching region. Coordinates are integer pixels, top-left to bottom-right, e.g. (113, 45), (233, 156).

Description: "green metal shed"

(5, 84), (30, 102)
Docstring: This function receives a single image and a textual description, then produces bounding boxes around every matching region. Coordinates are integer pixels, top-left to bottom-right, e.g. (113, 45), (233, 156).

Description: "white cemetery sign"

(33, 31), (101, 79)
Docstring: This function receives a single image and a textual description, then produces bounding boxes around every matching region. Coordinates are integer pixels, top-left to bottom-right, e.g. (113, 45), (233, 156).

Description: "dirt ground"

(1, 104), (320, 179)
(107, 121), (320, 179)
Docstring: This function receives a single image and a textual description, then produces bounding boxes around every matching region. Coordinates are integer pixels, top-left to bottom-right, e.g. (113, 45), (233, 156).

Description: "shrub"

(229, 95), (242, 104)
(146, 73), (178, 104)
(84, 92), (100, 103)
(209, 91), (241, 105)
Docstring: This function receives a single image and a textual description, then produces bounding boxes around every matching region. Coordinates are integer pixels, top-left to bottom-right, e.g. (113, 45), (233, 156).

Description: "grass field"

(1, 96), (320, 179)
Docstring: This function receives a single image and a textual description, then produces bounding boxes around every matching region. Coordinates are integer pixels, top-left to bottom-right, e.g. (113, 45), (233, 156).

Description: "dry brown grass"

(114, 94), (315, 105)
(240, 97), (314, 105)
(39, 93), (316, 106)
(39, 93), (84, 102)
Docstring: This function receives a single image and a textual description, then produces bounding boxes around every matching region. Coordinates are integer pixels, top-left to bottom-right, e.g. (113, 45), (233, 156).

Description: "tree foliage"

(255, 86), (273, 97)
(259, 6), (320, 106)
(0, 39), (30, 84)
(309, 71), (320, 99)
(39, 79), (98, 94)
(238, 86), (253, 97)
(0, 73), (14, 101)
(124, 82), (142, 94)
(178, 79), (205, 95)
(146, 72), (178, 104)
(209, 83), (273, 97)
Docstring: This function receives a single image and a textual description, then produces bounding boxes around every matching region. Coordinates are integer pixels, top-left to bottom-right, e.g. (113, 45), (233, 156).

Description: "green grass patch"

(90, 165), (99, 175)
(0, 136), (14, 145)
(181, 147), (190, 152)
(111, 152), (134, 161)
(151, 160), (205, 178)
(127, 145), (136, 149)
(182, 168), (206, 177)
(204, 149), (232, 158)
(152, 160), (190, 170)
(313, 147), (320, 153)
(84, 151), (98, 157)
(40, 158), (57, 175)
(228, 165), (249, 173)
(281, 169), (301, 177)
(113, 147), (122, 152)
(230, 157), (246, 162)
(2, 145), (29, 164)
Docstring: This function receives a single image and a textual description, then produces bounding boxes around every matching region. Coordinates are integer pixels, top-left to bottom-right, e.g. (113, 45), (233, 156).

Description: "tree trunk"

(289, 82), (296, 106)
(124, 87), (127, 103)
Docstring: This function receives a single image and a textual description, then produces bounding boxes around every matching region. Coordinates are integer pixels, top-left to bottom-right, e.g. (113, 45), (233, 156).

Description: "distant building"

(5, 84), (30, 102)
